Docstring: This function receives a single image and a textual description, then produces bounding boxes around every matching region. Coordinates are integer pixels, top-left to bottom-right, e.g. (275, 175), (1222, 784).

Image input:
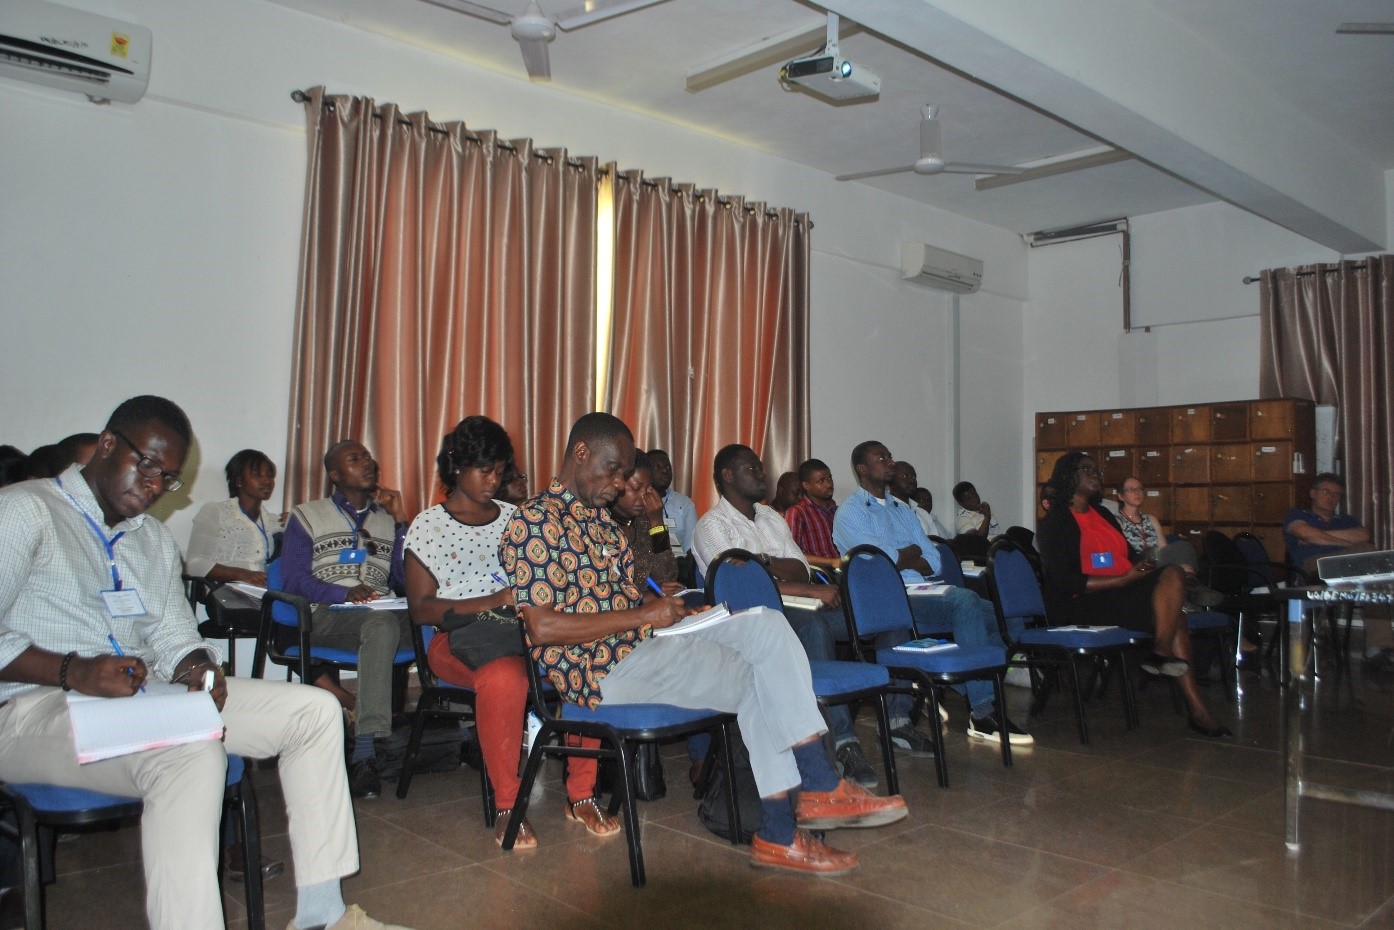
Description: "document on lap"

(328, 596), (410, 611)
(67, 683), (225, 764)
(652, 603), (762, 637)
(905, 582), (952, 595)
(780, 594), (824, 611)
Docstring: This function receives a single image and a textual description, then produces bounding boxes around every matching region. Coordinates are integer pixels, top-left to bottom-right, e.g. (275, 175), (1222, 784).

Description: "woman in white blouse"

(186, 450), (356, 713)
(405, 416), (617, 849)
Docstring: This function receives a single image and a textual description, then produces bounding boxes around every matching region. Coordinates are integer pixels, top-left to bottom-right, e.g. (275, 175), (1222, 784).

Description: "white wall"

(0, 0), (1026, 548)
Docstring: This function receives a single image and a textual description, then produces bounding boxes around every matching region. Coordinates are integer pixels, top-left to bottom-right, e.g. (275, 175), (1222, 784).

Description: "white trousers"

(597, 607), (828, 797)
(0, 677), (358, 930)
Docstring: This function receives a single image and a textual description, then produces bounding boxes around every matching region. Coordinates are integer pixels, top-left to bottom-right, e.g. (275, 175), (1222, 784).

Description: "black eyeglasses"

(112, 431), (184, 492)
(1077, 464), (1102, 478)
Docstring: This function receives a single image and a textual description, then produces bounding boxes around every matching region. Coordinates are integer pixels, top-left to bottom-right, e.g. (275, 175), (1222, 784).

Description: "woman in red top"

(1037, 451), (1230, 738)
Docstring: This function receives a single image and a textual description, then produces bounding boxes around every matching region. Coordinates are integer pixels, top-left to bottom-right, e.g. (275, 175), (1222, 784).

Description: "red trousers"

(427, 635), (598, 810)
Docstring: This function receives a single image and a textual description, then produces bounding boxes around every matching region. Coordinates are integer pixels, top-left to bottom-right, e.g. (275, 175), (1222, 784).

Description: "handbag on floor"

(696, 726), (761, 844)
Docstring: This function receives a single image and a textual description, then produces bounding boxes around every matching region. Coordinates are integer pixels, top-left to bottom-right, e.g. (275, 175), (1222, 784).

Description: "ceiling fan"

(836, 105), (1025, 182)
(420, 0), (672, 81)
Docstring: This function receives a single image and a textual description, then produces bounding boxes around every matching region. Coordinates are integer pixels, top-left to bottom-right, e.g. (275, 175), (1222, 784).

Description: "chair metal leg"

(872, 692), (899, 797)
(501, 726), (551, 851)
(1066, 657), (1091, 745)
(233, 775), (265, 930)
(927, 687), (949, 788)
(992, 673), (1012, 769)
(716, 724), (742, 846)
(613, 742), (646, 887)
(16, 800), (44, 930)
(394, 699), (432, 800)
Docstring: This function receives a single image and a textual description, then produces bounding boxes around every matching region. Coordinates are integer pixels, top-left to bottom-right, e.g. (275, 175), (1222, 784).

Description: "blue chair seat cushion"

(285, 646), (416, 666)
(1186, 610), (1230, 631)
(564, 702), (725, 730)
(877, 644), (1007, 675)
(808, 659), (889, 695)
(1017, 627), (1138, 649)
(13, 755), (245, 813)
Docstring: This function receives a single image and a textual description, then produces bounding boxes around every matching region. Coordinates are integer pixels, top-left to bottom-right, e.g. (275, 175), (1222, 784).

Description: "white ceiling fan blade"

(685, 17), (862, 93)
(941, 162), (1025, 176)
(418, 0), (512, 26)
(836, 165), (914, 182)
(553, 0), (671, 31)
(974, 148), (1133, 191)
(517, 35), (552, 80)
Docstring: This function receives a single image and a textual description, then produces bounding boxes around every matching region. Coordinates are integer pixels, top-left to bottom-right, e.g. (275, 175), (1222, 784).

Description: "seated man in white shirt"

(953, 481), (1000, 538)
(692, 444), (884, 785)
(0, 396), (409, 930)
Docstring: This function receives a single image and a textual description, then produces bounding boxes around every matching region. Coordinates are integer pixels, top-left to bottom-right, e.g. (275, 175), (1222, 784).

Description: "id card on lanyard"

(336, 500), (373, 579)
(55, 477), (148, 619)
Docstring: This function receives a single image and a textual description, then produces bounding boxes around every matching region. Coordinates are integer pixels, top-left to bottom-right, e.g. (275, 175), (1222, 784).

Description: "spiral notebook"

(67, 683), (225, 764)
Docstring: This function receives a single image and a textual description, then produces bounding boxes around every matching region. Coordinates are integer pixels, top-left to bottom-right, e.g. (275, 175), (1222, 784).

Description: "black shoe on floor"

(888, 723), (936, 756)
(1188, 717), (1234, 739)
(835, 741), (879, 789)
(349, 755), (382, 799)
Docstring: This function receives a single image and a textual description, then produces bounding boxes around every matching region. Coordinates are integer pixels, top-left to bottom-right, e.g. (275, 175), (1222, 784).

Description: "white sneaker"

(967, 714), (1035, 746)
(288, 904), (417, 930)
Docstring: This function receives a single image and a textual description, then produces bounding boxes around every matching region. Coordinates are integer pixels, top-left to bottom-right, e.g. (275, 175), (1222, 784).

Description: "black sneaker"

(348, 755), (382, 799)
(967, 714), (1035, 746)
(888, 723), (936, 756)
(1141, 653), (1190, 678)
(835, 741), (879, 789)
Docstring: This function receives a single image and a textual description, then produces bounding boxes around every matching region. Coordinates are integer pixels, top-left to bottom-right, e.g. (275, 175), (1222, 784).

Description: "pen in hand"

(645, 577), (665, 597)
(107, 634), (146, 694)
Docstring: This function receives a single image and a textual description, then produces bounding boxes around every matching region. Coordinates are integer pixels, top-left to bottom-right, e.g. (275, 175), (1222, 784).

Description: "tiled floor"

(40, 651), (1394, 929)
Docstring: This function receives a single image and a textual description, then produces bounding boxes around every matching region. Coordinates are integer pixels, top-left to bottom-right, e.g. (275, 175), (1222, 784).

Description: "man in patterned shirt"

(501, 413), (907, 876)
(784, 458), (842, 574)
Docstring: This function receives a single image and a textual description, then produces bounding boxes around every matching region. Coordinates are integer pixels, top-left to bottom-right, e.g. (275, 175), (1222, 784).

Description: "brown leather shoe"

(495, 810), (538, 850)
(566, 797), (621, 837)
(749, 829), (858, 876)
(796, 779), (909, 830)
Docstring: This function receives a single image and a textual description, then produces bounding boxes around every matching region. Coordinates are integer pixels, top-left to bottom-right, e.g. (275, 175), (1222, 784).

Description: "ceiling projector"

(780, 51), (880, 101)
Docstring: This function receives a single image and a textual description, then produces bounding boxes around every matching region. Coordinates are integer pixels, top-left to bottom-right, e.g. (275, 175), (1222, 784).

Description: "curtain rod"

(1243, 267), (1342, 285)
(291, 88), (809, 225)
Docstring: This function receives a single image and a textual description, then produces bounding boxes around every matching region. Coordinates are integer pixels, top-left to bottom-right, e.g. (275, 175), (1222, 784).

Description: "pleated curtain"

(1259, 255), (1394, 547)
(604, 171), (810, 514)
(286, 87), (596, 512)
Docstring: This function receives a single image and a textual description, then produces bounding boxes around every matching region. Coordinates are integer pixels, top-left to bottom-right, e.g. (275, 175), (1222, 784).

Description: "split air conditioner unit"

(900, 241), (983, 294)
(0, 0), (151, 104)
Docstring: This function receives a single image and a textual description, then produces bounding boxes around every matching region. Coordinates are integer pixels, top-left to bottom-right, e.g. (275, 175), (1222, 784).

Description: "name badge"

(339, 548), (368, 565)
(101, 588), (147, 617)
(1090, 552), (1115, 570)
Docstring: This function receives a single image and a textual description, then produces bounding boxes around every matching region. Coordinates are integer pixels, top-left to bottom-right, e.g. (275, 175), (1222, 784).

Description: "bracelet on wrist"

(59, 651), (78, 692)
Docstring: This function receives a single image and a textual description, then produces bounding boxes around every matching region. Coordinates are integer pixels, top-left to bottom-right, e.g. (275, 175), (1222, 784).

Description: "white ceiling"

(269, 0), (1394, 249)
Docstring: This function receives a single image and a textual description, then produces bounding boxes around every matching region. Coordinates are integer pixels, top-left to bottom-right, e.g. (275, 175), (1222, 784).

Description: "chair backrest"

(985, 539), (1046, 638)
(706, 549), (782, 612)
(931, 542), (965, 587)
(1233, 532), (1279, 588)
(1201, 530), (1248, 595)
(840, 545), (916, 643)
(262, 559), (298, 626)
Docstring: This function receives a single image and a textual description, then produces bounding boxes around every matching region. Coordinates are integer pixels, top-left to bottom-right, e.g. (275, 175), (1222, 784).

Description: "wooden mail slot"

(1136, 448), (1169, 485)
(1211, 485), (1252, 523)
(1037, 414), (1067, 449)
(1251, 399), (1298, 440)
(1098, 410), (1137, 445)
(1143, 487), (1172, 525)
(1253, 442), (1294, 481)
(1067, 412), (1100, 446)
(1211, 402), (1249, 442)
(1174, 486), (1211, 522)
(1211, 444), (1251, 483)
(1171, 406), (1211, 443)
(1100, 448), (1136, 486)
(1135, 409), (1171, 445)
(1252, 484), (1296, 524)
(1035, 452), (1056, 485)
(1171, 446), (1210, 484)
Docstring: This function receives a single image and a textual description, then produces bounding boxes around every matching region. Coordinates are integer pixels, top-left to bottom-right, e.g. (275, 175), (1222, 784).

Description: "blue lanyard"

(335, 499), (371, 549)
(240, 505), (271, 563)
(55, 476), (127, 590)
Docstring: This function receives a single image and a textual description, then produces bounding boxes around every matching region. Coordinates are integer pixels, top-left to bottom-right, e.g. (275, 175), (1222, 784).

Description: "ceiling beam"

(823, 0), (1385, 253)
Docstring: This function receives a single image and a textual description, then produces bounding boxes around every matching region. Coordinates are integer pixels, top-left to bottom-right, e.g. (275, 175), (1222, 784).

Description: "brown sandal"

(495, 810), (538, 849)
(566, 797), (621, 837)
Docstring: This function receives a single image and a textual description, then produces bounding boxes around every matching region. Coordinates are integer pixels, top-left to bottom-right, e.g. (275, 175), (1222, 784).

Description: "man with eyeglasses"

(281, 440), (413, 799)
(1283, 473), (1392, 671)
(0, 396), (411, 930)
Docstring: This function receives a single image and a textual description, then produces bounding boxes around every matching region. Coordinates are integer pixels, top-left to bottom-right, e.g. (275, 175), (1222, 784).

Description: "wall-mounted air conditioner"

(900, 241), (983, 294)
(0, 0), (150, 104)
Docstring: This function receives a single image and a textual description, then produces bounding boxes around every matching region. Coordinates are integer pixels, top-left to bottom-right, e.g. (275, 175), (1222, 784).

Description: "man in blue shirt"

(834, 441), (1031, 746)
(649, 449), (697, 557)
(1283, 473), (1390, 670)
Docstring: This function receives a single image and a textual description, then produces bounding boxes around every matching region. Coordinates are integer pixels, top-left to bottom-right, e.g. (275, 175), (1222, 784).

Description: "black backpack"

(696, 726), (762, 844)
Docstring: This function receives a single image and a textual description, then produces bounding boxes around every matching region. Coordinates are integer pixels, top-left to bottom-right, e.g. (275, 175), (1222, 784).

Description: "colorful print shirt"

(500, 480), (648, 708)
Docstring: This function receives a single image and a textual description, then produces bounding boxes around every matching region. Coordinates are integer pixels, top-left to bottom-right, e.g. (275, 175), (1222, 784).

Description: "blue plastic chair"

(250, 560), (415, 700)
(985, 539), (1143, 744)
(499, 625), (742, 887)
(840, 545), (1012, 788)
(705, 549), (900, 796)
(930, 541), (966, 588)
(0, 755), (264, 930)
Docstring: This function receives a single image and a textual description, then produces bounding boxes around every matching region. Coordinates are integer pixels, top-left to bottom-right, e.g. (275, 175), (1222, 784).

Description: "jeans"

(908, 587), (1010, 717)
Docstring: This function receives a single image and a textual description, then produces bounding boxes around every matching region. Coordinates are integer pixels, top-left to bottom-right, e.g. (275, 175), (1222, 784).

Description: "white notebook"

(329, 596), (410, 611)
(67, 683), (225, 764)
(652, 604), (760, 637)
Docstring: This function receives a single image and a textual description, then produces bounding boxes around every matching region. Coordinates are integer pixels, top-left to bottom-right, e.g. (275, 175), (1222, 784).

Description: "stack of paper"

(330, 596), (411, 611)
(905, 582), (951, 596)
(780, 594), (824, 611)
(67, 683), (225, 764)
(653, 604), (760, 637)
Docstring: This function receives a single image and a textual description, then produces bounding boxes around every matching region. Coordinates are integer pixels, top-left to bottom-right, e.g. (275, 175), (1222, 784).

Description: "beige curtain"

(1259, 255), (1394, 547)
(605, 171), (810, 514)
(287, 88), (596, 512)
